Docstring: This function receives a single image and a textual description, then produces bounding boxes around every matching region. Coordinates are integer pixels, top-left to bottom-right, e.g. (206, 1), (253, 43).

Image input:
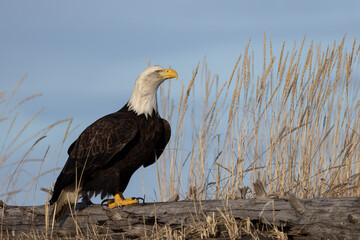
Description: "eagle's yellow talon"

(108, 193), (139, 209)
(108, 202), (117, 208)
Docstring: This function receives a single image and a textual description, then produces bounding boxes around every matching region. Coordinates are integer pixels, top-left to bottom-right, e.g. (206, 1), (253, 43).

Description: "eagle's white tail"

(53, 185), (81, 222)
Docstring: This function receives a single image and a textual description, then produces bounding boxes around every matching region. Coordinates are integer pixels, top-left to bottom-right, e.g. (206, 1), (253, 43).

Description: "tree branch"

(1, 197), (359, 239)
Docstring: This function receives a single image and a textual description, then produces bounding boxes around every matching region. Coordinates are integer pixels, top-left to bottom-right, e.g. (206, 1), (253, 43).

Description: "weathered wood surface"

(1, 197), (360, 239)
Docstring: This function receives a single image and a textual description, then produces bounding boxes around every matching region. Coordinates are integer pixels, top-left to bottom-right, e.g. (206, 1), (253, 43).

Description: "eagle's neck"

(127, 84), (158, 118)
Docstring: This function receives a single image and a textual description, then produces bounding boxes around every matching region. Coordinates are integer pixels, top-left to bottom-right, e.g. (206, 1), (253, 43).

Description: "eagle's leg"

(107, 193), (138, 208)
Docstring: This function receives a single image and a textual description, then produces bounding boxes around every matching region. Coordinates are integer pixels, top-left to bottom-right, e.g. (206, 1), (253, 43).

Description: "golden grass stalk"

(158, 36), (360, 200)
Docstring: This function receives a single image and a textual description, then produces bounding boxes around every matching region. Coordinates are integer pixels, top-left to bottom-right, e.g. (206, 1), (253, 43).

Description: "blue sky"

(1, 0), (360, 205)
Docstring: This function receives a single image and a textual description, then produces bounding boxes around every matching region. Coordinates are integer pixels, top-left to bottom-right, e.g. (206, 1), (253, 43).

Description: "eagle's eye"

(154, 70), (162, 77)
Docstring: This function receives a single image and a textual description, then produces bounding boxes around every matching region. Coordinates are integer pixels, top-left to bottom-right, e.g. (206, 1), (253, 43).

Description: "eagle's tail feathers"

(53, 185), (81, 222)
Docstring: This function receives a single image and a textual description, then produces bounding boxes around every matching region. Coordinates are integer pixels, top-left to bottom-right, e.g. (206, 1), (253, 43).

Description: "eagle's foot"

(107, 193), (139, 209)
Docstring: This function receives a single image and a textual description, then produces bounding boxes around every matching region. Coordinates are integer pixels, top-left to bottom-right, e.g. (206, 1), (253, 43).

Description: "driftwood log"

(1, 197), (360, 239)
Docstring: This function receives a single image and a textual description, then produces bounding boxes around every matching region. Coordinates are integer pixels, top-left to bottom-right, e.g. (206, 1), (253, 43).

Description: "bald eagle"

(50, 66), (178, 221)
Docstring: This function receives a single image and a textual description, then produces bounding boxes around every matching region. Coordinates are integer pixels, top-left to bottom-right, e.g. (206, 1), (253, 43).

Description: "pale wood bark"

(1, 197), (359, 239)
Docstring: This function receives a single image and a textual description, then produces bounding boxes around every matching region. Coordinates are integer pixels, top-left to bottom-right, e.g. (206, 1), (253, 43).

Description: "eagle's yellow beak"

(160, 69), (178, 80)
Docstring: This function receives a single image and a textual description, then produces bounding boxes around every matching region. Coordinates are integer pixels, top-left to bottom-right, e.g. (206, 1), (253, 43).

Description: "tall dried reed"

(159, 36), (360, 201)
(0, 76), (72, 204)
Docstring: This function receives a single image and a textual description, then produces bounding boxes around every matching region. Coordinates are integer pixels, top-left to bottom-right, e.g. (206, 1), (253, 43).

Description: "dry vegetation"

(1, 36), (360, 239)
(159, 36), (360, 202)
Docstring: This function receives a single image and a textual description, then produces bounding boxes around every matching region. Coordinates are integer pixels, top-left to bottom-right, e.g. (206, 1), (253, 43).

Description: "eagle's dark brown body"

(50, 104), (170, 205)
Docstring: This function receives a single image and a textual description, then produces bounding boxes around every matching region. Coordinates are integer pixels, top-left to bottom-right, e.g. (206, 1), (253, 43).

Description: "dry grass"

(0, 77), (72, 205)
(1, 36), (360, 239)
(159, 36), (360, 203)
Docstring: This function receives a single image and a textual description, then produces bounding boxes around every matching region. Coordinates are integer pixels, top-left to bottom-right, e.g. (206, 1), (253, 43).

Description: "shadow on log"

(1, 197), (360, 239)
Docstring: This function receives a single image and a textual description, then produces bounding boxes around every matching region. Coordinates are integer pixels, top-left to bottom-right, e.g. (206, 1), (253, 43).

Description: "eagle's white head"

(127, 66), (178, 117)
